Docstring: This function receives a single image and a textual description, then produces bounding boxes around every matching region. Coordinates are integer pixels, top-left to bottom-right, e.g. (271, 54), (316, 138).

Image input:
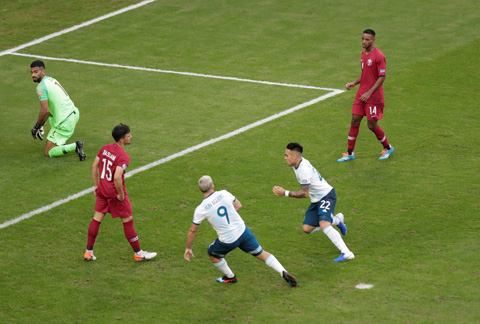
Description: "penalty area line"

(0, 90), (343, 230)
(10, 52), (342, 92)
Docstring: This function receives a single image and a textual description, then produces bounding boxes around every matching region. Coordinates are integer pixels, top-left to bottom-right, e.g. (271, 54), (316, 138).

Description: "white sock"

(309, 227), (322, 234)
(332, 216), (340, 226)
(214, 259), (235, 278)
(323, 226), (350, 254)
(265, 254), (286, 276)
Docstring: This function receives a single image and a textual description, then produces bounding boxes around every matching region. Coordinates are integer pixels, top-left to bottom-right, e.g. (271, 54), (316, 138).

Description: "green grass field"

(1, 0), (479, 323)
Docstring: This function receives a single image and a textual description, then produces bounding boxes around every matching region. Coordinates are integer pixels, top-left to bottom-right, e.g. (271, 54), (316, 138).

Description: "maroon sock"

(87, 219), (101, 250)
(347, 124), (360, 154)
(372, 126), (390, 148)
(123, 219), (141, 252)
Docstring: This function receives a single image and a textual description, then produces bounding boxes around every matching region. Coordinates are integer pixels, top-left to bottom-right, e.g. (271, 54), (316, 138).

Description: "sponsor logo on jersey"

(380, 69), (386, 73)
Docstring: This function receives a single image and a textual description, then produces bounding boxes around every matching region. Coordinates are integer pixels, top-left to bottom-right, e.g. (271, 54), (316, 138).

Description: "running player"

(273, 143), (355, 262)
(184, 175), (297, 287)
(30, 60), (86, 160)
(84, 124), (156, 262)
(337, 29), (394, 162)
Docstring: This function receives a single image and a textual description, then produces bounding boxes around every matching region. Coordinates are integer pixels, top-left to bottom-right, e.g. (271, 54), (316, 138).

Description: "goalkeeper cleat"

(337, 153), (355, 162)
(282, 271), (297, 287)
(333, 252), (355, 262)
(379, 146), (395, 160)
(134, 250), (157, 261)
(75, 141), (87, 161)
(216, 275), (237, 283)
(84, 250), (96, 261)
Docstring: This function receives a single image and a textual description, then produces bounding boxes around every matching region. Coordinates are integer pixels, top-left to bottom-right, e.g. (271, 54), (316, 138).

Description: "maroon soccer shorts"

(95, 195), (132, 218)
(352, 103), (384, 120)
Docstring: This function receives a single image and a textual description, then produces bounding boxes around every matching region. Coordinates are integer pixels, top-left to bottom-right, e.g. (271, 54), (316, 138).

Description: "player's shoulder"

(374, 47), (385, 58)
(298, 157), (313, 169)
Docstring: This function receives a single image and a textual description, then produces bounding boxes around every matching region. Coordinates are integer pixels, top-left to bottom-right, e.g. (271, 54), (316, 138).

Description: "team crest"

(367, 59), (372, 66)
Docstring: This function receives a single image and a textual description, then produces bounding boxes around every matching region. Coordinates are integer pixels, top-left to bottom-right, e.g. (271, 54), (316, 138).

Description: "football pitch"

(1, 0), (479, 323)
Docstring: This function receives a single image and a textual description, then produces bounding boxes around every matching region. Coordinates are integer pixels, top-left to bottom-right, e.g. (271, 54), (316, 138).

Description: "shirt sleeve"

(117, 154), (130, 171)
(192, 206), (205, 225)
(36, 82), (48, 101)
(377, 53), (386, 77)
(297, 167), (311, 186)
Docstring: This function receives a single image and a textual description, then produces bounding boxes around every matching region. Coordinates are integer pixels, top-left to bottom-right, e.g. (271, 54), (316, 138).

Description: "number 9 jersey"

(192, 190), (246, 244)
(96, 143), (130, 198)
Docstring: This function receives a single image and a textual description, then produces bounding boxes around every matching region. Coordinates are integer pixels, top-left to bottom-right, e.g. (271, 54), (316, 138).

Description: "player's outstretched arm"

(184, 224), (199, 261)
(273, 185), (310, 198)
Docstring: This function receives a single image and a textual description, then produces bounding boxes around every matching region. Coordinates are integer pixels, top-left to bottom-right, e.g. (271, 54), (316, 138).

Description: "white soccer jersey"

(193, 190), (246, 244)
(293, 158), (333, 203)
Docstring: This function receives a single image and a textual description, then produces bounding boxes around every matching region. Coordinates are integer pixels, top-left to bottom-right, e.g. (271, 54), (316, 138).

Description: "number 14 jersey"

(96, 143), (130, 198)
(193, 190), (246, 244)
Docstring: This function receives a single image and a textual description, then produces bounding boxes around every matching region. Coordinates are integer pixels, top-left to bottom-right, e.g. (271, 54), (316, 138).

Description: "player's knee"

(302, 225), (312, 234)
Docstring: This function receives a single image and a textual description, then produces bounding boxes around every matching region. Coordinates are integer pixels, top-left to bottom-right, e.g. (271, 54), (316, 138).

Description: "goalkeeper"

(30, 60), (86, 160)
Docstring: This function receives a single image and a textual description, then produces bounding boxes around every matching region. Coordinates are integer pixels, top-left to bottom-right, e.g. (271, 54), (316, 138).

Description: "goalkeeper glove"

(31, 123), (45, 140)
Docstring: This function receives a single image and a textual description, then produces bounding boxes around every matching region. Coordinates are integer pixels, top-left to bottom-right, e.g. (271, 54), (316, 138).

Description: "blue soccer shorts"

(207, 226), (263, 259)
(303, 188), (337, 227)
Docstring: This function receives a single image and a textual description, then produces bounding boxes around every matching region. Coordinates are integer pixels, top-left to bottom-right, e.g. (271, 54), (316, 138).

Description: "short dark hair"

(30, 60), (45, 69)
(286, 142), (303, 154)
(112, 124), (130, 142)
(363, 29), (376, 37)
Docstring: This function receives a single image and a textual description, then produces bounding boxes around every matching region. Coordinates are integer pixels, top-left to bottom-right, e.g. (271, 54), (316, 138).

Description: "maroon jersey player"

(84, 124), (157, 261)
(338, 29), (394, 162)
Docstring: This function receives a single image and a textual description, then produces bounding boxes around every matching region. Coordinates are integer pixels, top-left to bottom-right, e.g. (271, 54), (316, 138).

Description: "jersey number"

(320, 200), (331, 213)
(100, 158), (113, 181)
(369, 106), (377, 115)
(217, 206), (230, 224)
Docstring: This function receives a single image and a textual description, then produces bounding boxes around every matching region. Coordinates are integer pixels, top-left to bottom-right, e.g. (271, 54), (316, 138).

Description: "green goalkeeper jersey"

(36, 76), (77, 127)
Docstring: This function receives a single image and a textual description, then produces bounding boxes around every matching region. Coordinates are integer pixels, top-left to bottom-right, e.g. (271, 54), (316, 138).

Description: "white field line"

(0, 90), (343, 230)
(11, 52), (340, 91)
(0, 0), (157, 57)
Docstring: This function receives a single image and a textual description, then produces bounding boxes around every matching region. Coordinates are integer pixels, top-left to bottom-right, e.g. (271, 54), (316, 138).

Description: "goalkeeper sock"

(48, 143), (76, 157)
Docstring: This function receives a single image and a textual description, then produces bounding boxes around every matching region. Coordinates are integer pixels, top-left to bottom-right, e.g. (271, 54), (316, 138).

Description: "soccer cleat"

(134, 250), (157, 261)
(84, 250), (96, 261)
(216, 275), (237, 283)
(337, 153), (355, 162)
(75, 141), (87, 161)
(333, 252), (355, 262)
(282, 271), (297, 287)
(379, 146), (394, 160)
(335, 213), (347, 236)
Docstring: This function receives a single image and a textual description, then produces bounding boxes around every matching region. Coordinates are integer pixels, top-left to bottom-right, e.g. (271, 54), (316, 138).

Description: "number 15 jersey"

(96, 143), (130, 198)
(193, 190), (246, 244)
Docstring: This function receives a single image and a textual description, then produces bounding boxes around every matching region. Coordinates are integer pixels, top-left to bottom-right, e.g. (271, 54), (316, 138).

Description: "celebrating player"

(337, 29), (394, 162)
(184, 175), (297, 287)
(273, 143), (355, 262)
(84, 124), (157, 262)
(30, 60), (86, 160)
